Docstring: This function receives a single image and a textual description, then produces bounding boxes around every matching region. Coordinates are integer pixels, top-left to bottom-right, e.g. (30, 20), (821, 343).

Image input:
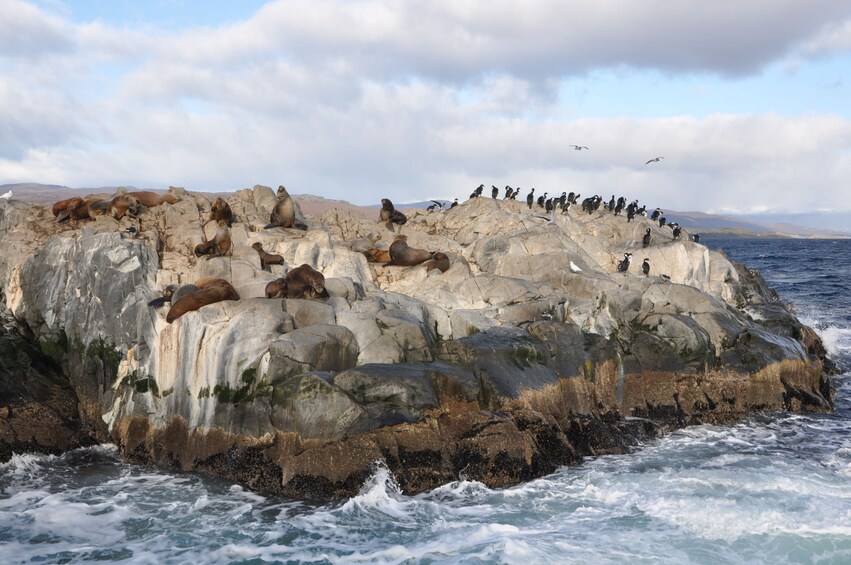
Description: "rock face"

(0, 189), (835, 498)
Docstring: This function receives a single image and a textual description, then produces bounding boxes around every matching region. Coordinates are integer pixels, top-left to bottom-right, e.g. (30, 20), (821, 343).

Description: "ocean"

(1, 237), (850, 564)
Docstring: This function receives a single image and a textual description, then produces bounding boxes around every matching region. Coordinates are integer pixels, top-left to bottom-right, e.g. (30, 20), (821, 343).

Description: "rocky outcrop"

(0, 188), (834, 498)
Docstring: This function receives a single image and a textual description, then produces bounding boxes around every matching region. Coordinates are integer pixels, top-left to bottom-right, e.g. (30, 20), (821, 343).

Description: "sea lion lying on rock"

(252, 242), (285, 271)
(380, 198), (407, 231)
(365, 248), (391, 263)
(265, 278), (287, 298)
(424, 252), (451, 273)
(108, 194), (142, 220)
(285, 264), (327, 299)
(129, 191), (179, 207)
(350, 232), (381, 254)
(166, 278), (239, 323)
(53, 197), (95, 222)
(194, 221), (232, 259)
(148, 283), (201, 308)
(209, 197), (234, 226)
(387, 234), (432, 266)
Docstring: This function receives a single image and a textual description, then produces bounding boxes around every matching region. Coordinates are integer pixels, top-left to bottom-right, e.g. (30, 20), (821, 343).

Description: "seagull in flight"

(571, 145), (589, 151)
(645, 156), (664, 165)
(0, 190), (11, 199)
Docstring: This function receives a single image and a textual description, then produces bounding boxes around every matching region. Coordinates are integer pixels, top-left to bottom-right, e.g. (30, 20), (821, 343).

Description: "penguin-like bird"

(491, 185), (499, 199)
(526, 188), (535, 209)
(617, 253), (632, 273)
(642, 258), (650, 276)
(642, 228), (651, 247)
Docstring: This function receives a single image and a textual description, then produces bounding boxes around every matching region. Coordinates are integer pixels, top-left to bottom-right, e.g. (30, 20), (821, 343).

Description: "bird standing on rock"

(617, 253), (632, 272)
(643, 228), (651, 247)
(526, 189), (535, 209)
(491, 185), (499, 199)
(642, 258), (650, 276)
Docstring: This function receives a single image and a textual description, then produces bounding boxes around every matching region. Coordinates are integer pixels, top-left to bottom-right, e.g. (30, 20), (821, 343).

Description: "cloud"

(2, 0), (851, 216)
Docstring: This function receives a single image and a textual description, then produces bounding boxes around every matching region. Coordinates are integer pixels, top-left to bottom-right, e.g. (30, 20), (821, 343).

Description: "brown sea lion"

(166, 278), (240, 323)
(148, 283), (202, 308)
(252, 242), (285, 271)
(86, 199), (110, 219)
(265, 185), (300, 229)
(129, 190), (179, 208)
(108, 194), (142, 220)
(264, 278), (287, 298)
(194, 221), (232, 259)
(209, 197), (234, 226)
(285, 264), (326, 299)
(424, 252), (450, 273)
(52, 197), (83, 221)
(387, 234), (432, 266)
(365, 248), (391, 263)
(379, 198), (407, 231)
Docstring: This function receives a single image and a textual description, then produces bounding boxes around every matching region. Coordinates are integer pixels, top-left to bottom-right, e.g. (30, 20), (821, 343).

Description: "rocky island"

(0, 186), (834, 498)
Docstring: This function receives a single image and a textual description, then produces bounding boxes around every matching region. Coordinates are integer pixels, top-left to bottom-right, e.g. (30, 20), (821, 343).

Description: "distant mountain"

(2, 183), (847, 237)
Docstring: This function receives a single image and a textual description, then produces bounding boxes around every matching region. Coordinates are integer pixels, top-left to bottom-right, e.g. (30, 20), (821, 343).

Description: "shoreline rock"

(0, 190), (835, 497)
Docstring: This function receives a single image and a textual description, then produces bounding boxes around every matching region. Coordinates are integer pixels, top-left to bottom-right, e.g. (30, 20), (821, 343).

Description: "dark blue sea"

(1, 237), (850, 564)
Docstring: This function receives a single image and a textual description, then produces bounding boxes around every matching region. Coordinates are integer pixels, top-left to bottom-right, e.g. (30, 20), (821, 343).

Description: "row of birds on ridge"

(426, 182), (699, 277)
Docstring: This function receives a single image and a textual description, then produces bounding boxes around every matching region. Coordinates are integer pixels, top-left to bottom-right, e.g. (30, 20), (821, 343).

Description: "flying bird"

(645, 156), (664, 165)
(571, 145), (589, 151)
(0, 190), (11, 199)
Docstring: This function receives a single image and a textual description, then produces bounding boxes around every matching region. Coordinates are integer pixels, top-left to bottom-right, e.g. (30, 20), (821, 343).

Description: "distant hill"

(2, 183), (847, 237)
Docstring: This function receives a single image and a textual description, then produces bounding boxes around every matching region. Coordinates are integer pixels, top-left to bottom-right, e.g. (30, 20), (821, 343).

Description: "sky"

(2, 1), (851, 214)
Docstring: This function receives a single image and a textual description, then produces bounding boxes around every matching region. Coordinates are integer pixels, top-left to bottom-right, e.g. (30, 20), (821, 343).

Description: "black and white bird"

(450, 198), (459, 208)
(651, 208), (662, 221)
(491, 185), (499, 199)
(672, 224), (682, 240)
(691, 234), (701, 243)
(537, 192), (548, 208)
(571, 145), (589, 151)
(426, 200), (444, 212)
(645, 156), (664, 164)
(658, 216), (667, 228)
(617, 253), (632, 273)
(504, 186), (513, 199)
(642, 258), (650, 276)
(526, 188), (535, 209)
(470, 184), (484, 199)
(642, 228), (651, 247)
(122, 225), (138, 239)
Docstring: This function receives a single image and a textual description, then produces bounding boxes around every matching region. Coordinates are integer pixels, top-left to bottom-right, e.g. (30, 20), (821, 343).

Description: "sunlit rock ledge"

(0, 187), (834, 497)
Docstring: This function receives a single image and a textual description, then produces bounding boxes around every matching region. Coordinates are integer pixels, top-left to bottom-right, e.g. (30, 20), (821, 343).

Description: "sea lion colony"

(50, 182), (695, 322)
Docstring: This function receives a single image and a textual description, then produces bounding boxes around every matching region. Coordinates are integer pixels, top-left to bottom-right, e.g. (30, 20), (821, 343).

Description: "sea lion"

(264, 278), (287, 298)
(424, 252), (450, 273)
(86, 198), (110, 219)
(166, 278), (240, 323)
(265, 185), (300, 230)
(52, 197), (86, 222)
(379, 198), (407, 231)
(387, 234), (432, 267)
(365, 248), (391, 263)
(194, 221), (232, 259)
(209, 197), (234, 226)
(108, 194), (142, 220)
(68, 197), (102, 221)
(252, 242), (285, 271)
(285, 264), (326, 299)
(129, 190), (179, 208)
(148, 283), (202, 308)
(350, 232), (381, 254)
